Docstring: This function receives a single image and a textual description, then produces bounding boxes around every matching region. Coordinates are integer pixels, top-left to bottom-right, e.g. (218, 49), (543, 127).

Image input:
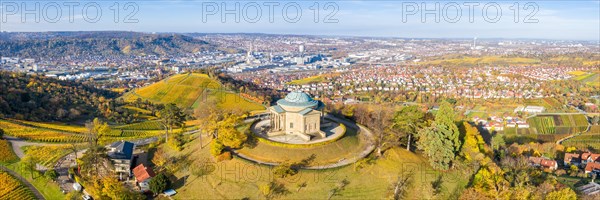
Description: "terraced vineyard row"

(0, 139), (18, 163)
(0, 119), (181, 144)
(22, 146), (72, 168)
(0, 170), (36, 200)
(114, 120), (164, 130)
(529, 116), (556, 134)
(10, 119), (87, 133)
(0, 120), (89, 143)
(562, 134), (600, 149)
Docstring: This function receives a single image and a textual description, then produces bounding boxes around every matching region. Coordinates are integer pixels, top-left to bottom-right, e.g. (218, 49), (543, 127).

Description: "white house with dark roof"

(268, 91), (325, 141)
(107, 140), (136, 177)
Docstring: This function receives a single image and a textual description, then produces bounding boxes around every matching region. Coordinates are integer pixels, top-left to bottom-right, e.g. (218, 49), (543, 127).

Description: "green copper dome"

(277, 91), (319, 108)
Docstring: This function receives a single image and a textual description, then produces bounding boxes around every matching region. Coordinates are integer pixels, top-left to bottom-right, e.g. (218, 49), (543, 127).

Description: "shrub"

(216, 151), (232, 162)
(211, 141), (224, 156)
(273, 162), (297, 178)
(149, 173), (171, 195)
(44, 168), (59, 180)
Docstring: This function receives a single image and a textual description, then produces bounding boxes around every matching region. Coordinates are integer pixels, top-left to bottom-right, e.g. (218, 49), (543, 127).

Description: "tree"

(21, 155), (38, 179)
(44, 168), (59, 180)
(545, 188), (577, 200)
(85, 118), (111, 146)
(210, 141), (225, 156)
(149, 173), (171, 195)
(219, 126), (247, 149)
(159, 103), (186, 142)
(392, 105), (427, 151)
(101, 177), (124, 199)
(416, 101), (461, 170)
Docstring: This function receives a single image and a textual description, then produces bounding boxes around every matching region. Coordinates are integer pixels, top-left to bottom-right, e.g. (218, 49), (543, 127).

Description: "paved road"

(2, 136), (67, 158)
(233, 114), (376, 169)
(0, 165), (46, 200)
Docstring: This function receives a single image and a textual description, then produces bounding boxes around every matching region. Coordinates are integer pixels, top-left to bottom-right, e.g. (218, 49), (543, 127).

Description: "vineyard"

(0, 120), (88, 143)
(527, 114), (589, 134)
(0, 139), (18, 163)
(562, 125), (600, 150)
(11, 119), (87, 133)
(0, 170), (36, 200)
(529, 116), (556, 134)
(0, 119), (176, 144)
(123, 73), (220, 108)
(22, 146), (72, 168)
(121, 73), (265, 113)
(114, 120), (164, 130)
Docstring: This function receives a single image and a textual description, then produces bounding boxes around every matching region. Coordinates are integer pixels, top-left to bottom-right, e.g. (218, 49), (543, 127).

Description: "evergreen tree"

(417, 101), (461, 170)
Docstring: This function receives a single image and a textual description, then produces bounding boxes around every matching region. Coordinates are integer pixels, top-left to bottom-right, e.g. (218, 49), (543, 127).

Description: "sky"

(0, 0), (599, 40)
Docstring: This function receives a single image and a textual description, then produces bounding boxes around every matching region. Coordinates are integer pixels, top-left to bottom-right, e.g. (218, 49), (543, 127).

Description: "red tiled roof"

(585, 162), (600, 173)
(541, 159), (557, 168)
(565, 153), (579, 162)
(133, 164), (155, 182)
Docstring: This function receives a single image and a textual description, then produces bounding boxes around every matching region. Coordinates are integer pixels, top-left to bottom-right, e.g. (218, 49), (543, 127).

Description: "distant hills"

(0, 31), (213, 58)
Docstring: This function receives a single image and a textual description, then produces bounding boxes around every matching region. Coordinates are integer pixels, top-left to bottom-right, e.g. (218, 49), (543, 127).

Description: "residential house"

(564, 153), (581, 166)
(528, 157), (558, 170)
(585, 162), (600, 175)
(133, 164), (155, 192)
(581, 152), (600, 165)
(107, 141), (136, 177)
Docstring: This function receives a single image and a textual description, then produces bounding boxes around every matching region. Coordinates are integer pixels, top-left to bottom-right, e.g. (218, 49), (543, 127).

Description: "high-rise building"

(299, 45), (305, 53)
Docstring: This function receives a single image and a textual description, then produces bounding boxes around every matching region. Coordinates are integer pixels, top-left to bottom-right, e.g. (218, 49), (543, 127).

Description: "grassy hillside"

(122, 73), (265, 113)
(162, 135), (469, 200)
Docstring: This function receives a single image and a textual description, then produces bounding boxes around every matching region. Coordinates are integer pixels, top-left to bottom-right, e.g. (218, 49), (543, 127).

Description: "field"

(0, 119), (171, 144)
(287, 73), (340, 85)
(421, 56), (540, 66)
(0, 119), (88, 143)
(161, 132), (469, 200)
(568, 71), (587, 76)
(12, 119), (87, 133)
(114, 120), (164, 130)
(0, 170), (36, 200)
(22, 146), (73, 168)
(527, 114), (589, 134)
(206, 90), (266, 113)
(122, 73), (265, 113)
(528, 116), (556, 134)
(288, 75), (326, 85)
(562, 125), (600, 150)
(0, 139), (19, 163)
(571, 71), (600, 87)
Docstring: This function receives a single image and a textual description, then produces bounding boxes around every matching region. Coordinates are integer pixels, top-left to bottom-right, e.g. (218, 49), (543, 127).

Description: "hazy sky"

(1, 0), (599, 40)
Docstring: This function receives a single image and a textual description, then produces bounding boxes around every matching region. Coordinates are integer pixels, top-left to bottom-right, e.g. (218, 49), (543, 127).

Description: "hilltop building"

(268, 91), (325, 141)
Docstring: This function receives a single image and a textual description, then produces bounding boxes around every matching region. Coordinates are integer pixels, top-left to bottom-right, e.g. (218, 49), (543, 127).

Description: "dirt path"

(0, 165), (46, 200)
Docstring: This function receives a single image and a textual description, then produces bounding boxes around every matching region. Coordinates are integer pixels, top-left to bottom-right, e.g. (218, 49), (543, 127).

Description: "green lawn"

(237, 126), (362, 165)
(3, 162), (65, 199)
